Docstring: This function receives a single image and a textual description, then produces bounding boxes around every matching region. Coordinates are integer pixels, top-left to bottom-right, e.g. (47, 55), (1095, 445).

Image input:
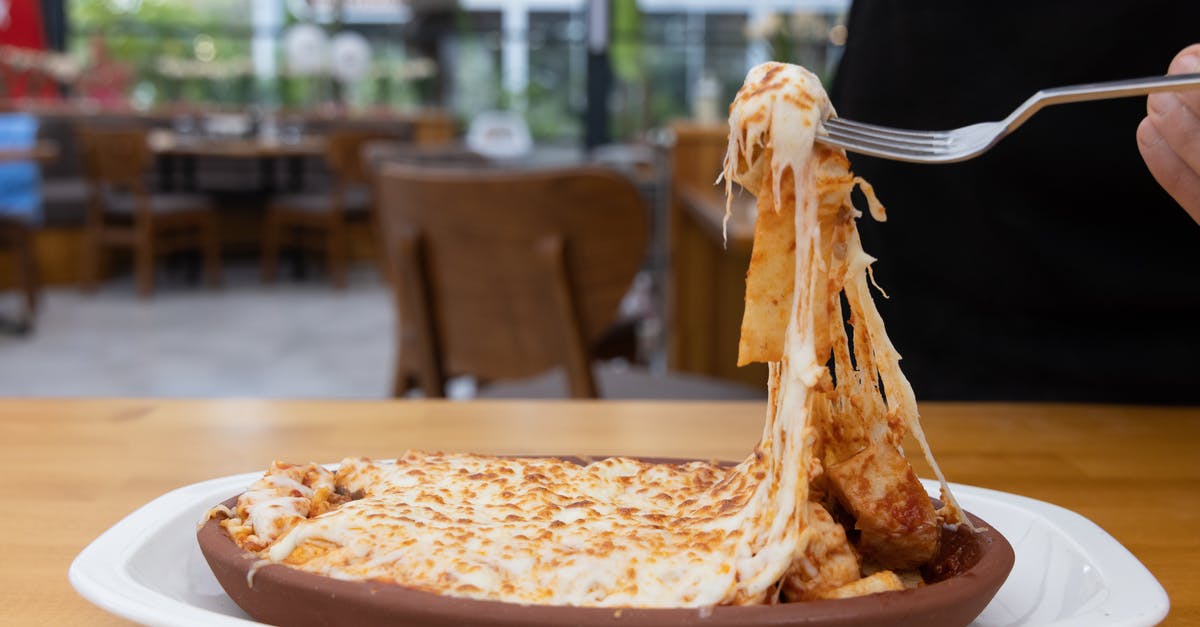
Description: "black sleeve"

(828, 0), (1200, 403)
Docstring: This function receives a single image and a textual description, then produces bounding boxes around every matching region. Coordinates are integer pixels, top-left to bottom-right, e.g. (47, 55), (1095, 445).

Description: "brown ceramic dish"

(198, 458), (1014, 627)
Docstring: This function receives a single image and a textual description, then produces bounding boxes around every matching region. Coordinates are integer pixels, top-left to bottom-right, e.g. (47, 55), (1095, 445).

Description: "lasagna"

(211, 62), (968, 608)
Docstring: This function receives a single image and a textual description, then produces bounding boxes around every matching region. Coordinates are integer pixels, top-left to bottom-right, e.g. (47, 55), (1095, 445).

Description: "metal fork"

(818, 73), (1200, 163)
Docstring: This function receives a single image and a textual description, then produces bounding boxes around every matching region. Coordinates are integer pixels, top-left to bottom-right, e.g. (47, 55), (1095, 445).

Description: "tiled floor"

(0, 265), (394, 398)
(0, 265), (764, 400)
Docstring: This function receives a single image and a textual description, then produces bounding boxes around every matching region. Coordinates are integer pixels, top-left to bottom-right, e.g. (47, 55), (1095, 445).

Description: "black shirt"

(830, 1), (1200, 403)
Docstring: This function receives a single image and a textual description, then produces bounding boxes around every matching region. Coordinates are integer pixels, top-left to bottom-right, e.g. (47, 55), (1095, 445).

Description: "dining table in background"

(0, 139), (59, 164)
(666, 120), (773, 389)
(1, 398), (1195, 625)
(670, 182), (763, 388)
(147, 131), (328, 193)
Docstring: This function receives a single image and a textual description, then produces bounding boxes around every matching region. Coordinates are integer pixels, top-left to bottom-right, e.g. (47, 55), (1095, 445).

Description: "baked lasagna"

(210, 62), (969, 608)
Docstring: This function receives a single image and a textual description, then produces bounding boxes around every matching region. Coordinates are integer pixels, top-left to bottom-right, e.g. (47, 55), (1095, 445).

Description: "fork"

(818, 73), (1200, 163)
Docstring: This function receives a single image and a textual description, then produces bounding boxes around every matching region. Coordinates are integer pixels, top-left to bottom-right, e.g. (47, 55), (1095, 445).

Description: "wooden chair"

(77, 127), (221, 298)
(0, 215), (38, 332)
(261, 129), (399, 288)
(375, 164), (649, 398)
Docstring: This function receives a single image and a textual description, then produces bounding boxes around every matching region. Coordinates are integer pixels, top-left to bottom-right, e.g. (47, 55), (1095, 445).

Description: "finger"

(1148, 45), (1200, 116)
(1146, 53), (1200, 180)
(1138, 116), (1200, 225)
(1168, 44), (1200, 118)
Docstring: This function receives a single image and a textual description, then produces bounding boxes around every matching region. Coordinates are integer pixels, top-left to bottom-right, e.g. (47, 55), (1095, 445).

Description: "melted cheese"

(265, 454), (764, 606)
(723, 62), (966, 530)
(214, 62), (966, 609)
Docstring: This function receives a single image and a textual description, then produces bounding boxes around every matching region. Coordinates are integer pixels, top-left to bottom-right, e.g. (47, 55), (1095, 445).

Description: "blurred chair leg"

(391, 323), (421, 397)
(369, 207), (392, 284)
(15, 221), (39, 324)
(81, 228), (99, 294)
(261, 212), (280, 283)
(391, 360), (411, 398)
(396, 230), (446, 398)
(202, 216), (222, 288)
(536, 234), (598, 398)
(327, 224), (347, 289)
(0, 217), (38, 333)
(135, 228), (155, 298)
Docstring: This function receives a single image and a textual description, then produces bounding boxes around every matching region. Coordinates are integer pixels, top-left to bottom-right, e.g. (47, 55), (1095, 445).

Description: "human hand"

(1137, 44), (1200, 225)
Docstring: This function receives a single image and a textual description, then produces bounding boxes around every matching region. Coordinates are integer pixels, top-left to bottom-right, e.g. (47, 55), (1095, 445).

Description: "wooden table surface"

(147, 132), (326, 158)
(1, 399), (1196, 625)
(670, 182), (766, 386)
(0, 139), (59, 163)
(677, 182), (757, 254)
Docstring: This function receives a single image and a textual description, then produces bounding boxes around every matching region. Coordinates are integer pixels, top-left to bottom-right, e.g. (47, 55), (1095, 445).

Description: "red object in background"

(0, 0), (56, 99)
(1, 0), (47, 49)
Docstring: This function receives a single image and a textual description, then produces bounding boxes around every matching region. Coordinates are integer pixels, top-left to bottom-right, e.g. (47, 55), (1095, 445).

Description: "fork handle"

(1008, 73), (1200, 128)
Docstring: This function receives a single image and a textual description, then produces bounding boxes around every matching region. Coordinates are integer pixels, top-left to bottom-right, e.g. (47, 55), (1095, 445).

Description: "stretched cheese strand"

(723, 62), (967, 528)
(722, 62), (830, 599)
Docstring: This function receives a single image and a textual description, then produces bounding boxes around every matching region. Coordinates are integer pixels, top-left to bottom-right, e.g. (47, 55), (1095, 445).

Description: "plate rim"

(934, 483), (1169, 627)
(69, 472), (265, 627)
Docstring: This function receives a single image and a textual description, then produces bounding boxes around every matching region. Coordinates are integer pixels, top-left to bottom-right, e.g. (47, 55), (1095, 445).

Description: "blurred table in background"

(148, 131), (327, 193)
(0, 106), (460, 291)
(672, 182), (760, 385)
(149, 132), (326, 158)
(0, 139), (58, 163)
(667, 121), (766, 387)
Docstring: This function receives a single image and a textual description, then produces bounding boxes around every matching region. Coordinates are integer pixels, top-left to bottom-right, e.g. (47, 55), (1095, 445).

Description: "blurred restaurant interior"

(5, 4), (1199, 625)
(0, 0), (850, 399)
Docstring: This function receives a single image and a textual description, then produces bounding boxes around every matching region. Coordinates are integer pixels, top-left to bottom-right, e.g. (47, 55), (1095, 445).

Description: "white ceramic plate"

(70, 473), (1169, 627)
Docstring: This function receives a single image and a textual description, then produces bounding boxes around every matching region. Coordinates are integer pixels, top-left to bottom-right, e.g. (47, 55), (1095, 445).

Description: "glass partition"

(57, 0), (847, 141)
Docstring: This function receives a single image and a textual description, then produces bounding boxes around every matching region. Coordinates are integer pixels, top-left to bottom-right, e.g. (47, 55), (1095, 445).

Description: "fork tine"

(824, 120), (952, 148)
(816, 133), (957, 163)
(825, 118), (952, 141)
(823, 127), (950, 151)
(821, 126), (949, 155)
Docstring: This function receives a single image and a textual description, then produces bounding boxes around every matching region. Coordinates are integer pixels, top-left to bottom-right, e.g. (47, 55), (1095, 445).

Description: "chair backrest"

(325, 128), (402, 187)
(76, 126), (152, 192)
(375, 164), (649, 398)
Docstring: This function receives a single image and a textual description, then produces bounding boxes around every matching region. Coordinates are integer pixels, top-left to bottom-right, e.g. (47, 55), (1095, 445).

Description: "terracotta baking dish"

(198, 459), (1013, 627)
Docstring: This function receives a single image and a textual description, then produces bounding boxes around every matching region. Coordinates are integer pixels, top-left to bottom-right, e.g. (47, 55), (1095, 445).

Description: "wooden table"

(2, 399), (1195, 625)
(0, 139), (59, 164)
(147, 132), (327, 193)
(670, 181), (766, 387)
(148, 132), (327, 159)
(666, 120), (769, 388)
